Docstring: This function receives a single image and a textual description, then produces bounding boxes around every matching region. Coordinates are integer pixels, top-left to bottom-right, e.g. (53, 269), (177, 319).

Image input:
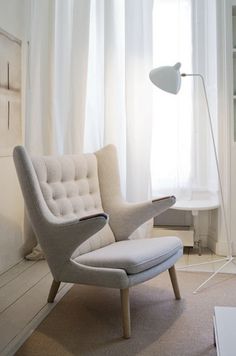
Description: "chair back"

(14, 147), (115, 257)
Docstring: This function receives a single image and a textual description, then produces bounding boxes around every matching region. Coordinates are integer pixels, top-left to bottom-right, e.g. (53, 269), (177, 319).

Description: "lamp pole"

(149, 63), (234, 293)
(179, 73), (234, 293)
(182, 73), (232, 258)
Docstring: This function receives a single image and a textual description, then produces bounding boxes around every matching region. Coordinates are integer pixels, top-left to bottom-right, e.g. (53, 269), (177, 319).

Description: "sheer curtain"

(26, 0), (91, 155)
(84, 0), (153, 204)
(151, 0), (218, 200)
(151, 0), (193, 200)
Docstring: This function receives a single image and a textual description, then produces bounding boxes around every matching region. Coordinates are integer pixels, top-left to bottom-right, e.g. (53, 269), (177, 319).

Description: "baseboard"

(207, 235), (236, 256)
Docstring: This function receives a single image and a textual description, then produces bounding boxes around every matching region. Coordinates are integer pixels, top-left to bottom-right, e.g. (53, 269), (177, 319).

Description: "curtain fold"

(26, 0), (91, 155)
(125, 0), (153, 203)
(151, 0), (218, 200)
(84, 0), (154, 202)
(25, 0), (54, 154)
(151, 0), (193, 200)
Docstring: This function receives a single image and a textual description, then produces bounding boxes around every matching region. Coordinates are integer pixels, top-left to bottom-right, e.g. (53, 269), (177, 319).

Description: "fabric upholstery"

(59, 249), (183, 289)
(95, 145), (176, 241)
(32, 154), (102, 219)
(32, 154), (115, 255)
(76, 237), (182, 274)
(13, 144), (183, 289)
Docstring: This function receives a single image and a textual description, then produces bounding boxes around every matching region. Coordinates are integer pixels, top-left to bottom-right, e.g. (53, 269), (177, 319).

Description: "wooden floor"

(0, 260), (72, 356)
(1, 248), (236, 355)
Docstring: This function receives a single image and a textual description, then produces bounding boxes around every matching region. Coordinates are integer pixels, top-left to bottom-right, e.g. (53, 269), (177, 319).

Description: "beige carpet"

(16, 271), (236, 356)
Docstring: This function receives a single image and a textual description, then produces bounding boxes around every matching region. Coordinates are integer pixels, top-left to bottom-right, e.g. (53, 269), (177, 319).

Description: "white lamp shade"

(149, 62), (182, 94)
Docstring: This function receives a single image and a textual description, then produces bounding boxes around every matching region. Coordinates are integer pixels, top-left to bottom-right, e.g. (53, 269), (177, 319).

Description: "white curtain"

(151, 0), (218, 201)
(84, 0), (153, 204)
(191, 0), (218, 194)
(26, 0), (91, 155)
(151, 0), (193, 200)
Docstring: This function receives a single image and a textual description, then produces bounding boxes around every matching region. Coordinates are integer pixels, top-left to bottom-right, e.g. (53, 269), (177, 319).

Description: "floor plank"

(1, 282), (72, 356)
(0, 260), (36, 289)
(0, 272), (53, 353)
(0, 260), (50, 313)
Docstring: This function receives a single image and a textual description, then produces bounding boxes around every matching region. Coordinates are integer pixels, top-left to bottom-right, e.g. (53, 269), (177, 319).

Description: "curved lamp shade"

(149, 62), (182, 94)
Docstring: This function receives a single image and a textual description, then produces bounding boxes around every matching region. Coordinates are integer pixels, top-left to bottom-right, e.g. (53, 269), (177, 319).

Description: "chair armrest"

(152, 196), (176, 204)
(41, 213), (108, 258)
(79, 213), (108, 222)
(109, 196), (176, 241)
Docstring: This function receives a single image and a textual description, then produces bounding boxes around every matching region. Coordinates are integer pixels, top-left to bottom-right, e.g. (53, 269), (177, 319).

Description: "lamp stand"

(177, 74), (234, 294)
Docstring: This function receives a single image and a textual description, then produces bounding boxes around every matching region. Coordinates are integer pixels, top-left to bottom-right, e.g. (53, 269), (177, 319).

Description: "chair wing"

(95, 144), (176, 240)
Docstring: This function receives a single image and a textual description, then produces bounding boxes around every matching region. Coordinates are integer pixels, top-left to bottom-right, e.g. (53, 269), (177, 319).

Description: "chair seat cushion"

(75, 237), (183, 275)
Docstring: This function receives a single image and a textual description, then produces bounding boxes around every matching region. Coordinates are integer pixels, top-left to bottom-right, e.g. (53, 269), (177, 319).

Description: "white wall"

(0, 0), (28, 273)
(0, 0), (25, 38)
(208, 0), (235, 256)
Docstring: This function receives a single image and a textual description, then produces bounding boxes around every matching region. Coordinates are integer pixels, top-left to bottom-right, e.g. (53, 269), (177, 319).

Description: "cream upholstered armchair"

(13, 144), (183, 338)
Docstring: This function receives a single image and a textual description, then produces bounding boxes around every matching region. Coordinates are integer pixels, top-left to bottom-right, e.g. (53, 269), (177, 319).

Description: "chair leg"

(168, 265), (181, 300)
(48, 279), (61, 303)
(120, 288), (131, 339)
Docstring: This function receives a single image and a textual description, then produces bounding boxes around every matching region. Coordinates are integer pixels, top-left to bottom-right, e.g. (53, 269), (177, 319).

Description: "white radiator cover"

(152, 227), (194, 247)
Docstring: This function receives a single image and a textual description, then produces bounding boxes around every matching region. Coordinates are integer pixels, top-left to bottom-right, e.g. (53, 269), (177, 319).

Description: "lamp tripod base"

(177, 256), (235, 294)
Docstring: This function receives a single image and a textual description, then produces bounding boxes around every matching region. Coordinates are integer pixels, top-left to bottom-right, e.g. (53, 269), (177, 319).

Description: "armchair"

(13, 144), (183, 338)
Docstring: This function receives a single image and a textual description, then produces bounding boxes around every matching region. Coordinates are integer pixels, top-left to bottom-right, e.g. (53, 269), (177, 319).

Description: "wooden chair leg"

(168, 265), (181, 300)
(120, 288), (131, 339)
(48, 280), (61, 303)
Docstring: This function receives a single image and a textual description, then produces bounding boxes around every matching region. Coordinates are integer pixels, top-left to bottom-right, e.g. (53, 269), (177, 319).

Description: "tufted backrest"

(31, 153), (115, 255)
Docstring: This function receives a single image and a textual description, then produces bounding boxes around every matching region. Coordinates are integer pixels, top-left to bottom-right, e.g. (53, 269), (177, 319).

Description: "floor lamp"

(149, 62), (234, 293)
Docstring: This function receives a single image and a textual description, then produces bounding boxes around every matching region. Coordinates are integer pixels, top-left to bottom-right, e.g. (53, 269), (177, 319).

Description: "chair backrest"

(14, 147), (115, 257)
